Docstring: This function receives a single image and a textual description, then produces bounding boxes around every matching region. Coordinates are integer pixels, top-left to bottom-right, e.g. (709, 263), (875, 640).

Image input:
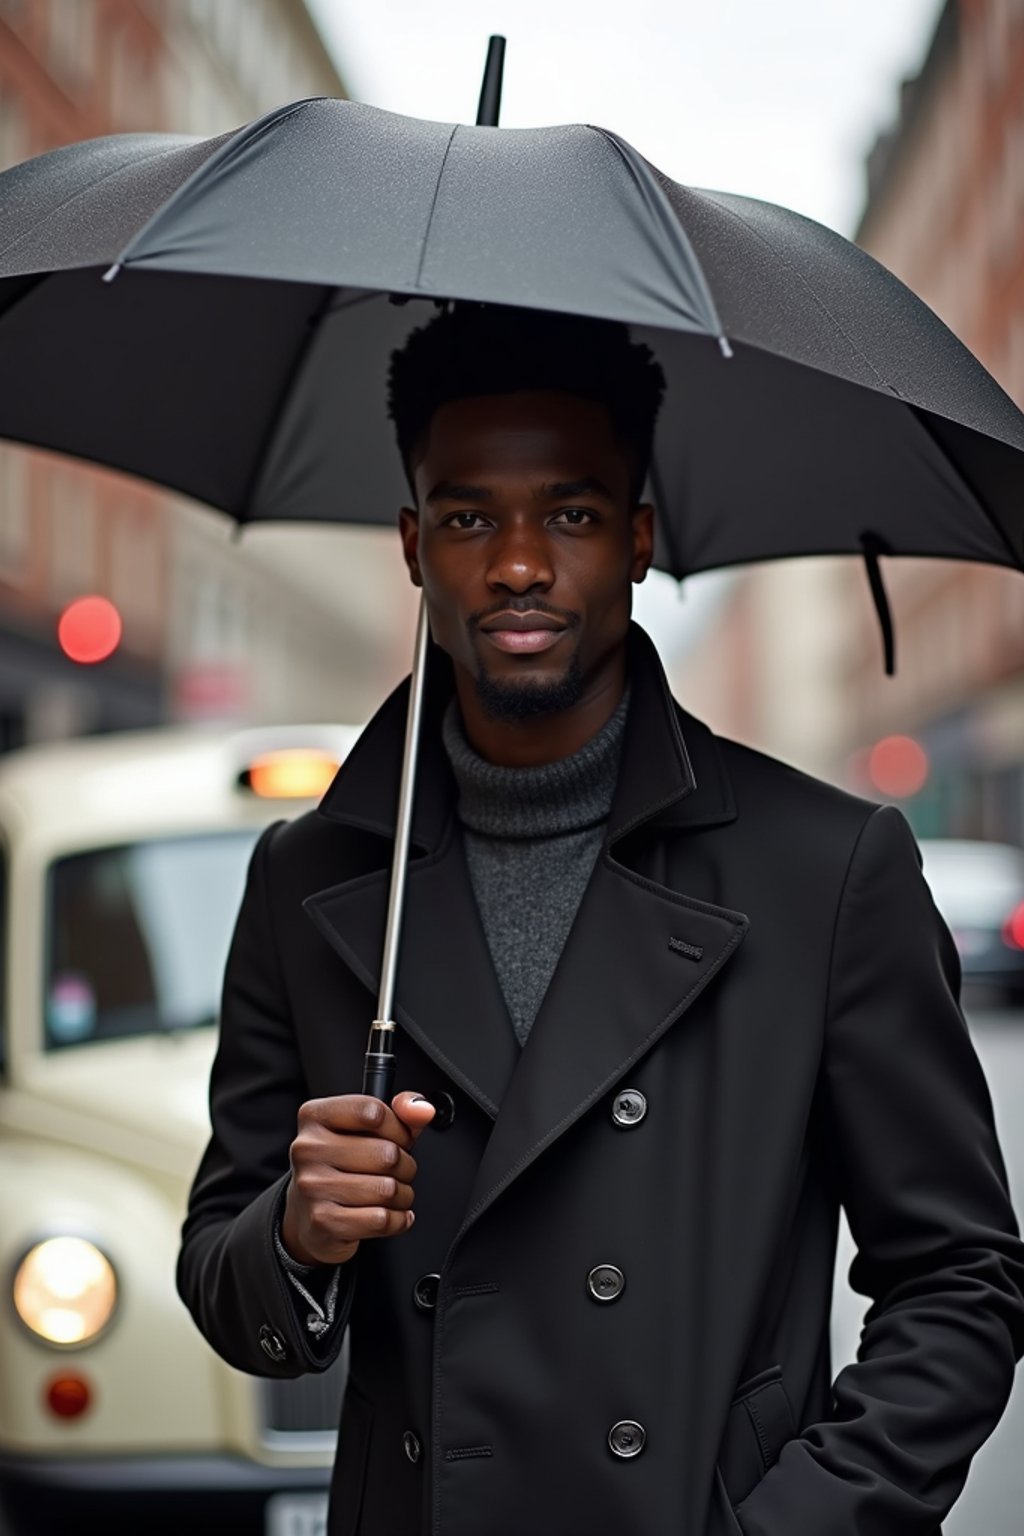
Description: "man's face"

(398, 390), (654, 721)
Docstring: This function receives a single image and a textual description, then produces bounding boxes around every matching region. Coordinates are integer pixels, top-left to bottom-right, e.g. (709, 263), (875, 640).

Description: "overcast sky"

(307, 0), (941, 236)
(299, 0), (942, 658)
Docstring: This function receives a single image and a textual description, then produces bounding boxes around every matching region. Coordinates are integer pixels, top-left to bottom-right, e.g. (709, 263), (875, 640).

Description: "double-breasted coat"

(178, 622), (1024, 1536)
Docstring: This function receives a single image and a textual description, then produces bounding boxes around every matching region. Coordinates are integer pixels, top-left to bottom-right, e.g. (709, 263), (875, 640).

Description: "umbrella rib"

(586, 126), (728, 344)
(413, 125), (459, 291)
(693, 191), (892, 395)
(105, 99), (322, 275)
(234, 281), (342, 525)
(0, 138), (217, 268)
(905, 404), (1024, 573)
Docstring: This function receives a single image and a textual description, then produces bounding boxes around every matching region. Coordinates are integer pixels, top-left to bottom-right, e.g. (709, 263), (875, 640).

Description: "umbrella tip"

(718, 335), (733, 360)
(101, 263), (122, 284)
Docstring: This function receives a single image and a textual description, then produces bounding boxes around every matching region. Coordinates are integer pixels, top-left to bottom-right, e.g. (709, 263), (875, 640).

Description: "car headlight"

(13, 1237), (118, 1347)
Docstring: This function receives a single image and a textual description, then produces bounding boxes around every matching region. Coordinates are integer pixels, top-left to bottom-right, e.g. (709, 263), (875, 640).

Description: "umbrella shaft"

(362, 595), (429, 1098)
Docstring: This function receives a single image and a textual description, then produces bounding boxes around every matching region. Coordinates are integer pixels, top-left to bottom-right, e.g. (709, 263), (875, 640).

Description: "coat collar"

(305, 621), (747, 1236)
(316, 620), (737, 849)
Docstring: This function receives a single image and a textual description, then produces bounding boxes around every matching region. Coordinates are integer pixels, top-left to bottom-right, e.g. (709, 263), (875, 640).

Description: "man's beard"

(473, 650), (585, 720)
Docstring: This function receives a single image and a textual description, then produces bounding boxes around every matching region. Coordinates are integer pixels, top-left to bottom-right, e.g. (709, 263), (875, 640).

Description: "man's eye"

(551, 507), (596, 525)
(444, 512), (488, 529)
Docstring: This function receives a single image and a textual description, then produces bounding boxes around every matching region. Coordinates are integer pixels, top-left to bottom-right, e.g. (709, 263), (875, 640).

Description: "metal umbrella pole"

(360, 35), (507, 1101)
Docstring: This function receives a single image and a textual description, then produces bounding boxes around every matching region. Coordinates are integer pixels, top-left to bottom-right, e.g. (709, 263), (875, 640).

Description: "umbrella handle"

(361, 594), (430, 1101)
(362, 1025), (397, 1102)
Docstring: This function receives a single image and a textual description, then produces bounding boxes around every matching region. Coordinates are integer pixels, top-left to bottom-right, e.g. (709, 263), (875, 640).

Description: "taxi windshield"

(44, 831), (260, 1050)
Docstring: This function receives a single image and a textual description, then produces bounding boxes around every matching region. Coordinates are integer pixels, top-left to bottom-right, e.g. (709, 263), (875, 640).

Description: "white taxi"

(0, 722), (360, 1536)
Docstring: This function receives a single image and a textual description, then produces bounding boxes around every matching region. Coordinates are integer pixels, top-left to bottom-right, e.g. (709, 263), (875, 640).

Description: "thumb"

(392, 1090), (437, 1140)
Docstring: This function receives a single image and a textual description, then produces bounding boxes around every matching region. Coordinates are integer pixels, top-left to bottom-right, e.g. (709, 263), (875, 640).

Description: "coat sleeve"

(176, 820), (355, 1376)
(734, 804), (1024, 1536)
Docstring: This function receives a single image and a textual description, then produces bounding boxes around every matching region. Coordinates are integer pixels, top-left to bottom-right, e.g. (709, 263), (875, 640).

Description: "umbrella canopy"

(1, 95), (1023, 584)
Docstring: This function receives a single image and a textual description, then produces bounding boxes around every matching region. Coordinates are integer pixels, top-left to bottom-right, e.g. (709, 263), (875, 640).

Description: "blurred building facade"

(851, 0), (1024, 842)
(674, 0), (1024, 844)
(0, 0), (386, 743)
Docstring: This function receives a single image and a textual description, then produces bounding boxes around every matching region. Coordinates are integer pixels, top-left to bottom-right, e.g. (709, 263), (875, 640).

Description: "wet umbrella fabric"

(0, 95), (1023, 584)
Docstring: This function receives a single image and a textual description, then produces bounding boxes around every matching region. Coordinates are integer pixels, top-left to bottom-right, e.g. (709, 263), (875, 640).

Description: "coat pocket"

(715, 1363), (797, 1509)
(328, 1380), (374, 1536)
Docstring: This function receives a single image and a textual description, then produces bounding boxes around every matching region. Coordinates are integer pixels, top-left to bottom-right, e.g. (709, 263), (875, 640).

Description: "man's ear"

(398, 506), (422, 588)
(630, 502), (655, 583)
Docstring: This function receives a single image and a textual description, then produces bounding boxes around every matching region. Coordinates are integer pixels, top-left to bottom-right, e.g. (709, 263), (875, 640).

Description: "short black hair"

(385, 301), (666, 504)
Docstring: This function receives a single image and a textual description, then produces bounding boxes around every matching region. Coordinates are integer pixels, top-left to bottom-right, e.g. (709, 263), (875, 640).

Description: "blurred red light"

(57, 596), (122, 664)
(1001, 903), (1024, 950)
(867, 735), (929, 798)
(45, 1374), (91, 1419)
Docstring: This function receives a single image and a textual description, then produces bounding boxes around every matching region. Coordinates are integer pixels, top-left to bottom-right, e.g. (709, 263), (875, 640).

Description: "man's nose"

(485, 524), (554, 591)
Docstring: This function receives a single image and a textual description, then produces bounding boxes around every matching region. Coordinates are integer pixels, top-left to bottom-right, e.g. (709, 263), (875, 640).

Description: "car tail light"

(46, 1374), (92, 1419)
(1001, 902), (1024, 949)
(240, 750), (340, 799)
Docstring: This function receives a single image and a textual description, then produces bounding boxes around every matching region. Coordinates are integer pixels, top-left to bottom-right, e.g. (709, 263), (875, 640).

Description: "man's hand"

(280, 1091), (436, 1266)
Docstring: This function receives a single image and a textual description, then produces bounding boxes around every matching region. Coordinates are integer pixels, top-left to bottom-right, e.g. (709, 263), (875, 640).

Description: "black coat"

(178, 622), (1024, 1536)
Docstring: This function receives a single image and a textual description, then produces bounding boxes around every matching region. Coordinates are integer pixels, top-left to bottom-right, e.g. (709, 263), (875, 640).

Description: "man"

(178, 304), (1024, 1536)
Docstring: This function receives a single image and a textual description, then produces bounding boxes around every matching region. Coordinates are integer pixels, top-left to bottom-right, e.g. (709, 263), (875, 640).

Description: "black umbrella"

(1, 37), (1022, 1095)
(2, 77), (1023, 585)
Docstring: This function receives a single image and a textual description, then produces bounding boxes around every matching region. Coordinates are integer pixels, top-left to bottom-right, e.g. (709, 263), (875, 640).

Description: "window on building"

(48, 464), (97, 603)
(0, 446), (30, 585)
(0, 81), (25, 171)
(110, 507), (162, 642)
(47, 0), (95, 91)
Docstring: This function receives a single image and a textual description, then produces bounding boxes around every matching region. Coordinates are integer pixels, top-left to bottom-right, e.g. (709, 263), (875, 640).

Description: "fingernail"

(410, 1096), (433, 1107)
(407, 1210), (416, 1226)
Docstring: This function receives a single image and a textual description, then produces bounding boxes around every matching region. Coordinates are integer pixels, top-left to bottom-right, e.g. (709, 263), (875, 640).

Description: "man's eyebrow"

(424, 481), (492, 505)
(537, 477), (616, 502)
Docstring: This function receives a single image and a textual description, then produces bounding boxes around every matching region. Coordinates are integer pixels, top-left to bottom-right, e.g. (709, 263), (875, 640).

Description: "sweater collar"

(440, 685), (630, 840)
(317, 620), (736, 851)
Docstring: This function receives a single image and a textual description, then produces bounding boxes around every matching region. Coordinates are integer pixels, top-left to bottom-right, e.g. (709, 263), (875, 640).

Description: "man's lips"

(477, 612), (569, 655)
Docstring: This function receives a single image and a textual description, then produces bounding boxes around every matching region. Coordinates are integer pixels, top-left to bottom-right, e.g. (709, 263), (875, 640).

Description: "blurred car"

(918, 837), (1024, 1004)
(0, 721), (361, 1536)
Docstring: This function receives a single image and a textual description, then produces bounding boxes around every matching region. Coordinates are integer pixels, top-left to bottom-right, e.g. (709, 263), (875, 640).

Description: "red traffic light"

(867, 735), (929, 798)
(57, 596), (122, 665)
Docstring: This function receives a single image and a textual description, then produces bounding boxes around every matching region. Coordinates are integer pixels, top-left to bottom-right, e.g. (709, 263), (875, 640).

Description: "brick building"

(675, 0), (1024, 841)
(849, 0), (1024, 840)
(0, 0), (389, 742)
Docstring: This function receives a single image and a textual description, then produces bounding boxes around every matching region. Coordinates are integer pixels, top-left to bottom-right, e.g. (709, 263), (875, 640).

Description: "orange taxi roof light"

(245, 750), (340, 800)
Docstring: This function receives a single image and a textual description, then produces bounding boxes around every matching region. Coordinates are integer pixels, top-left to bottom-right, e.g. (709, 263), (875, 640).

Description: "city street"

(831, 1000), (1024, 1536)
(0, 4), (1022, 1532)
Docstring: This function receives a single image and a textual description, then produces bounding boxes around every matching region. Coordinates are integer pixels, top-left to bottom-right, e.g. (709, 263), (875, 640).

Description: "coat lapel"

(454, 624), (749, 1231)
(303, 634), (521, 1118)
(303, 817), (520, 1118)
(303, 623), (749, 1219)
(459, 848), (747, 1230)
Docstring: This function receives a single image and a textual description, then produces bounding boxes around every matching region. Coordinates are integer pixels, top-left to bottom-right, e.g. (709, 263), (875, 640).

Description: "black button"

(430, 1091), (456, 1131)
(587, 1263), (625, 1302)
(403, 1429), (422, 1463)
(258, 1323), (287, 1363)
(608, 1419), (646, 1458)
(611, 1089), (647, 1128)
(412, 1272), (441, 1311)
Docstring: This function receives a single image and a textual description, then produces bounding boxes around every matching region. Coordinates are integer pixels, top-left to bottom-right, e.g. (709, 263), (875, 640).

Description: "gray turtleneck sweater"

(441, 686), (631, 1044)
